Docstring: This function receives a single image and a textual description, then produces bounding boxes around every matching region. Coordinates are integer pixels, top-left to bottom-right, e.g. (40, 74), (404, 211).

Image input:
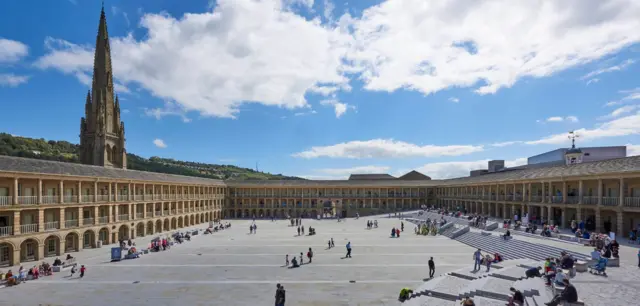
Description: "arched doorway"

(0, 242), (16, 267)
(136, 223), (145, 237)
(65, 232), (80, 252)
(83, 230), (96, 249)
(20, 238), (39, 262)
(266, 209), (271, 218)
(155, 220), (162, 233)
(44, 235), (61, 257)
(178, 216), (183, 228)
(163, 219), (170, 231)
(147, 221), (154, 235)
(118, 224), (129, 241)
(190, 215), (195, 225)
(171, 218), (177, 230)
(98, 227), (110, 245)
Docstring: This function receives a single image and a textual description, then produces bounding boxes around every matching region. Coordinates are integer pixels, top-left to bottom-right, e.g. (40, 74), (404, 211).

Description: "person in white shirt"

(554, 268), (566, 285)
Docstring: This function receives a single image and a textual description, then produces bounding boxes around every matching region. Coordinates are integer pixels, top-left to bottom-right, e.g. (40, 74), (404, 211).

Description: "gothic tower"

(79, 5), (127, 169)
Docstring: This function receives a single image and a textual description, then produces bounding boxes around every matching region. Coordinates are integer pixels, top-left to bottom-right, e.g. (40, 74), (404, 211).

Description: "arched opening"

(163, 219), (170, 231)
(136, 223), (145, 237)
(65, 232), (80, 252)
(21, 238), (40, 262)
(178, 216), (183, 228)
(118, 224), (130, 241)
(190, 215), (195, 225)
(99, 227), (110, 245)
(83, 230), (96, 249)
(147, 221), (154, 235)
(0, 242), (16, 267)
(171, 218), (177, 230)
(44, 235), (61, 257)
(258, 209), (264, 218)
(155, 220), (162, 233)
(105, 144), (112, 163)
(111, 145), (118, 163)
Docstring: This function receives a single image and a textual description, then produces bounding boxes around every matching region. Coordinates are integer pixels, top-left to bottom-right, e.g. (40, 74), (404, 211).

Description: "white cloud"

(586, 78), (599, 85)
(448, 97), (459, 103)
(598, 105), (638, 120)
(153, 139), (167, 148)
(323, 0), (335, 21)
(294, 110), (317, 116)
(545, 116), (578, 123)
(606, 88), (640, 107)
(0, 38), (29, 63)
(0, 74), (29, 87)
(580, 59), (635, 80)
(526, 112), (640, 145)
(320, 99), (354, 118)
(316, 165), (390, 176)
(293, 139), (484, 159)
(143, 101), (191, 123)
(404, 157), (527, 179)
(346, 0), (640, 96)
(285, 0), (315, 9)
(36, 0), (351, 118)
(491, 141), (522, 147)
(627, 144), (640, 156)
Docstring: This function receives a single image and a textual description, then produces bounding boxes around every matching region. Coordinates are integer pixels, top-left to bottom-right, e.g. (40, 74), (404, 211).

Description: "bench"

(574, 260), (587, 273)
(481, 231), (491, 236)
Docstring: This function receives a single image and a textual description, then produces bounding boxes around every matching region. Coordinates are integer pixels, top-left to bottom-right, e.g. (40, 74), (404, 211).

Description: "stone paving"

(5, 218), (476, 306)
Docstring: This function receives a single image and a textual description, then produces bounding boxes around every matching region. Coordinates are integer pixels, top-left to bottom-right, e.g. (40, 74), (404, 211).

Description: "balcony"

(18, 196), (37, 205)
(63, 195), (78, 203)
(163, 210), (169, 215)
(601, 197), (618, 206)
(583, 196), (597, 205)
(177, 209), (183, 214)
(98, 216), (109, 224)
(65, 219), (79, 228)
(552, 196), (564, 204)
(81, 195), (94, 202)
(134, 195), (143, 201)
(624, 197), (640, 208)
(171, 210), (176, 215)
(0, 196), (11, 206)
(566, 196), (579, 204)
(154, 195), (161, 200)
(118, 214), (129, 221)
(83, 218), (94, 225)
(155, 211), (162, 216)
(96, 195), (109, 202)
(20, 223), (38, 233)
(44, 221), (59, 231)
(506, 195), (514, 201)
(42, 195), (58, 204)
(117, 195), (129, 202)
(497, 195), (505, 201)
(0, 226), (12, 237)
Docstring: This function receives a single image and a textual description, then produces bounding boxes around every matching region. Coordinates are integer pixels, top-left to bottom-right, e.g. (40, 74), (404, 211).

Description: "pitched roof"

(348, 174), (396, 180)
(398, 170), (431, 180)
(0, 155), (224, 185)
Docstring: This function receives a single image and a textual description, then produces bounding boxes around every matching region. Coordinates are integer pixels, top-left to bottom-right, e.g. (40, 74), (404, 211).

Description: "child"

(300, 252), (304, 265)
(285, 254), (289, 266)
(70, 265), (76, 277)
(80, 265), (86, 278)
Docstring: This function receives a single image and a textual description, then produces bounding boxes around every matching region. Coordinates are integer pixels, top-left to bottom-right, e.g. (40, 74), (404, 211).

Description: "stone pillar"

(59, 207), (66, 229)
(597, 179), (602, 206)
(38, 208), (45, 232)
(108, 183), (112, 202)
(541, 182), (546, 203)
(59, 181), (64, 204)
(561, 209), (566, 228)
(37, 179), (43, 204)
(595, 209), (602, 233)
(94, 206), (99, 225)
(619, 178), (624, 207)
(78, 207), (83, 227)
(128, 183), (132, 201)
(562, 182), (567, 204)
(502, 204), (506, 219)
(94, 181), (98, 202)
(547, 205), (552, 225)
(114, 182), (118, 201)
(616, 211), (624, 238)
(576, 207), (582, 223)
(13, 211), (21, 235)
(108, 205), (113, 223)
(578, 180), (583, 204)
(77, 181), (82, 203)
(13, 178), (19, 205)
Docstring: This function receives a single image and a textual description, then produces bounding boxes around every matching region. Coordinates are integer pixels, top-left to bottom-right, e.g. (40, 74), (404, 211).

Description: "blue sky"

(1, 0), (640, 179)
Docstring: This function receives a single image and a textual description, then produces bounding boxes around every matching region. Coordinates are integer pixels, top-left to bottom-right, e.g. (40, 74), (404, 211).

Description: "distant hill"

(0, 133), (302, 181)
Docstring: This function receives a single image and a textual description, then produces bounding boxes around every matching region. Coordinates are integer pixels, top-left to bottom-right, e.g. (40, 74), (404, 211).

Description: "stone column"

(59, 181), (64, 204)
(616, 211), (624, 238)
(578, 180), (583, 204)
(59, 207), (66, 229)
(38, 208), (45, 232)
(108, 205), (113, 223)
(528, 183), (532, 202)
(94, 181), (98, 202)
(562, 182), (567, 204)
(619, 178), (624, 207)
(94, 206), (99, 225)
(561, 209), (566, 228)
(12, 211), (21, 235)
(78, 207), (83, 227)
(595, 209), (602, 233)
(12, 178), (19, 206)
(37, 179), (43, 204)
(108, 183), (112, 202)
(77, 181), (82, 203)
(547, 205), (552, 225)
(597, 179), (603, 206)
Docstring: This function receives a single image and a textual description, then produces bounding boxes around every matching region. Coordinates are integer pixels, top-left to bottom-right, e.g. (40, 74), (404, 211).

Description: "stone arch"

(111, 145), (118, 163)
(83, 229), (96, 249)
(259, 209), (264, 218)
(0, 241), (16, 267)
(251, 209), (257, 218)
(98, 227), (110, 245)
(178, 216), (183, 228)
(65, 232), (80, 252)
(20, 238), (39, 263)
(190, 215), (195, 225)
(171, 217), (177, 230)
(105, 144), (112, 163)
(163, 218), (170, 231)
(44, 234), (62, 257)
(118, 224), (130, 241)
(136, 222), (145, 237)
(155, 220), (162, 233)
(147, 221), (154, 235)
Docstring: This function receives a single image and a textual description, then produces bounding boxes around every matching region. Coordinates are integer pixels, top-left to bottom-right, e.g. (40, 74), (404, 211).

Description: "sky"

(1, 0), (640, 180)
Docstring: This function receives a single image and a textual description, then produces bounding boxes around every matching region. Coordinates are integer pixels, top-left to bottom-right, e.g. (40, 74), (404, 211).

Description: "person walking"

(285, 254), (289, 266)
(345, 241), (352, 258)
(275, 283), (286, 306)
(307, 248), (313, 263)
(473, 249), (482, 271)
(79, 265), (86, 278)
(428, 257), (435, 278)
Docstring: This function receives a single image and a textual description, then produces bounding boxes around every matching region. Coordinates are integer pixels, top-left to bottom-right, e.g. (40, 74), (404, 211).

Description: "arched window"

(105, 145), (112, 162)
(112, 145), (118, 163)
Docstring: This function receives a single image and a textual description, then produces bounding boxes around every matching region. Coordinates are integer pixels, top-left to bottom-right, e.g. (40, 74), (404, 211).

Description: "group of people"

(366, 220), (378, 229)
(248, 223), (258, 234)
(472, 249), (503, 272)
(521, 252), (580, 306)
(1, 253), (85, 287)
(414, 219), (439, 236)
(588, 234), (619, 259)
(285, 248), (314, 268)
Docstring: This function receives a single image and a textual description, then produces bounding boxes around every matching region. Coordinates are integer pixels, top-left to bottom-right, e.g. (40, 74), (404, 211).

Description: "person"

(610, 240), (619, 258)
(275, 283), (286, 306)
(285, 254), (289, 266)
(560, 253), (574, 269)
(345, 241), (352, 258)
(53, 257), (62, 266)
(396, 228), (400, 238)
(461, 297), (475, 305)
(485, 254), (492, 272)
(525, 266), (542, 278)
(80, 265), (86, 278)
(508, 287), (524, 306)
(330, 238), (334, 248)
(398, 288), (413, 302)
(70, 265), (76, 277)
(503, 229), (511, 240)
(297, 226), (300, 236)
(391, 228), (396, 238)
(428, 257), (435, 278)
(544, 278), (578, 306)
(307, 248), (313, 263)
(553, 268), (565, 286)
(300, 252), (304, 265)
(401, 221), (404, 232)
(473, 249), (482, 271)
(291, 257), (299, 268)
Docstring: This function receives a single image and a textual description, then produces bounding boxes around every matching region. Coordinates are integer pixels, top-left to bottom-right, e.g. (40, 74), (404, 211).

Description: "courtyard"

(7, 217), (476, 305)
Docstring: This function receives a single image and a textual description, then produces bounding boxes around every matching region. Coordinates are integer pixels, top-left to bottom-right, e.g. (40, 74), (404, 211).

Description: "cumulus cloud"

(153, 139), (167, 148)
(402, 157), (527, 179)
(598, 105), (639, 120)
(0, 38), (29, 63)
(316, 165), (390, 176)
(526, 112), (640, 145)
(448, 97), (460, 103)
(0, 74), (29, 87)
(545, 116), (578, 123)
(320, 99), (354, 118)
(627, 144), (640, 156)
(35, 0), (351, 118)
(293, 139), (484, 159)
(580, 59), (635, 81)
(605, 88), (640, 107)
(346, 0), (640, 96)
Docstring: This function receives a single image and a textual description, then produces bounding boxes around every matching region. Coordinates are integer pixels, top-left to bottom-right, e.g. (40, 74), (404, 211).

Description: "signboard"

(111, 247), (122, 262)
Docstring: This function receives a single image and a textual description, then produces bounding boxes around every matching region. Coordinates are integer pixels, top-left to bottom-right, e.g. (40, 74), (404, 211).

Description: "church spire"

(92, 2), (114, 96)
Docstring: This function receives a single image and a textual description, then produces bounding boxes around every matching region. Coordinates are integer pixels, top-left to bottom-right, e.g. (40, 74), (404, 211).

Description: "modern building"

(1, 6), (640, 269)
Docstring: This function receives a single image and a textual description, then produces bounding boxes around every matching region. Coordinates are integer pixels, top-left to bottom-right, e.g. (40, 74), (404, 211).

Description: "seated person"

(525, 266), (542, 278)
(503, 230), (511, 240)
(493, 253), (503, 263)
(610, 240), (619, 258)
(545, 278), (578, 306)
(601, 246), (612, 259)
(508, 287), (524, 306)
(66, 254), (74, 261)
(553, 268), (566, 286)
(560, 254), (574, 269)
(398, 288), (414, 302)
(290, 257), (299, 268)
(53, 257), (62, 266)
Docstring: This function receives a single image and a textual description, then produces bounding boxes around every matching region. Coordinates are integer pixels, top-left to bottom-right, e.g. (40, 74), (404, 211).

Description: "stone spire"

(79, 5), (127, 169)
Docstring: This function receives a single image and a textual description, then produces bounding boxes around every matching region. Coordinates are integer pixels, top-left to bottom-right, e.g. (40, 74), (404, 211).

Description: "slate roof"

(398, 170), (432, 180)
(348, 173), (396, 180)
(0, 155), (225, 185)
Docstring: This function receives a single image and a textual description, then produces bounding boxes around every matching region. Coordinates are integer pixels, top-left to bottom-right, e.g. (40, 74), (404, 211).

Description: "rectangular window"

(47, 239), (56, 253)
(0, 187), (7, 197)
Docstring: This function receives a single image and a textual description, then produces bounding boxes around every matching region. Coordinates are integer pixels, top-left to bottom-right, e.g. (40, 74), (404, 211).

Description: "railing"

(98, 216), (109, 224)
(624, 197), (640, 208)
(154, 195), (161, 200)
(566, 196), (579, 204)
(64, 195), (78, 203)
(65, 219), (78, 228)
(134, 195), (143, 201)
(551, 196), (563, 204)
(136, 212), (144, 219)
(96, 195), (109, 202)
(582, 196), (597, 205)
(177, 209), (183, 214)
(42, 195), (58, 204)
(118, 214), (129, 221)
(0, 196), (11, 206)
(514, 195), (523, 201)
(497, 195), (505, 201)
(18, 196), (37, 205)
(117, 195), (129, 201)
(171, 210), (176, 215)
(163, 210), (169, 215)
(145, 195), (153, 201)
(81, 195), (94, 202)
(530, 196), (541, 202)
(155, 211), (162, 216)
(0, 226), (12, 236)
(506, 195), (513, 201)
(44, 221), (59, 231)
(601, 197), (618, 206)
(20, 223), (38, 233)
(83, 218), (94, 225)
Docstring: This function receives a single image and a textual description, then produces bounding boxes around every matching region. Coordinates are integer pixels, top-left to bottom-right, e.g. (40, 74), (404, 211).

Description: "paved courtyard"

(7, 217), (476, 305)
